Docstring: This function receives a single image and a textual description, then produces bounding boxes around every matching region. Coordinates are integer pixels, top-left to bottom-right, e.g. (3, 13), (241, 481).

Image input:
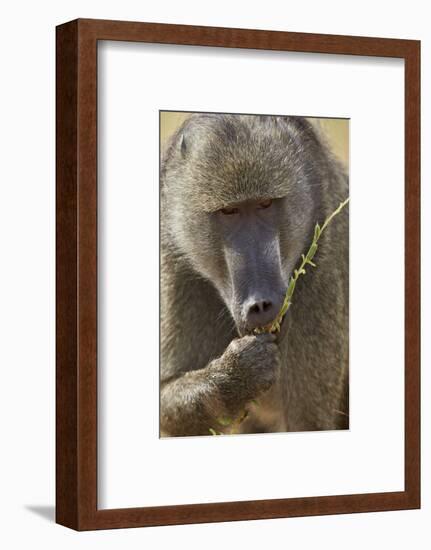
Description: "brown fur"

(160, 114), (349, 437)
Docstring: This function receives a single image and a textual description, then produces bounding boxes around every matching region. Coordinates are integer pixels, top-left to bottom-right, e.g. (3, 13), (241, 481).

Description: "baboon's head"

(161, 114), (326, 336)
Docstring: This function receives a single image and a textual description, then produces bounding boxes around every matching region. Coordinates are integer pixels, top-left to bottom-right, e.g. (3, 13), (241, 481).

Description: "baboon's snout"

(242, 290), (284, 332)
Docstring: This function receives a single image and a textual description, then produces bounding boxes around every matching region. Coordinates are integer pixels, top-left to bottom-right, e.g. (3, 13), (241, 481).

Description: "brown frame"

(56, 18), (420, 531)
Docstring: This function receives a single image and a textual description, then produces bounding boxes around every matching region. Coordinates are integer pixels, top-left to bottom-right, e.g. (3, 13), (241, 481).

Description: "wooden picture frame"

(56, 18), (420, 531)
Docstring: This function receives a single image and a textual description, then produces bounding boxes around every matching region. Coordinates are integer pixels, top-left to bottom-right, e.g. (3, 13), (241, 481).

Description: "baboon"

(160, 113), (349, 437)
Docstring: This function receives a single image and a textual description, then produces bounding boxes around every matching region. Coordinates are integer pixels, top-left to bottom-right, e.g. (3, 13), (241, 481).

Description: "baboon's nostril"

(246, 299), (275, 329)
(262, 300), (272, 312)
(250, 303), (261, 315)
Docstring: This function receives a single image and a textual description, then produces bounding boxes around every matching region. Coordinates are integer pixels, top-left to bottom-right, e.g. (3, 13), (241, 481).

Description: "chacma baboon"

(160, 113), (349, 437)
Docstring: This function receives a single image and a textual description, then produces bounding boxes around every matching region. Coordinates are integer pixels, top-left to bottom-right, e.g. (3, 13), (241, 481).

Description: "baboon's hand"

(213, 333), (281, 414)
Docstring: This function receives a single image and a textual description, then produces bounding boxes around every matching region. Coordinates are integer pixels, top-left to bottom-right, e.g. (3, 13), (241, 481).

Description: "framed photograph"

(56, 19), (420, 530)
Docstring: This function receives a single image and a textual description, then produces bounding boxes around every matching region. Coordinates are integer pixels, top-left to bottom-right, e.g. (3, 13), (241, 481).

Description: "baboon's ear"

(180, 133), (187, 158)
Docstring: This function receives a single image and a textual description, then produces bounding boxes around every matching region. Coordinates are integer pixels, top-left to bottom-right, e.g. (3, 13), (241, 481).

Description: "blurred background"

(160, 111), (349, 168)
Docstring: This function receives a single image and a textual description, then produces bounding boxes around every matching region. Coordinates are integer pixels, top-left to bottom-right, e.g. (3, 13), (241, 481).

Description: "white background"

(0, 1), (429, 548)
(98, 43), (404, 509)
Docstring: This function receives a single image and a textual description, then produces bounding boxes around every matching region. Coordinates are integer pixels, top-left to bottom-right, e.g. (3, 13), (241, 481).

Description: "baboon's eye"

(220, 206), (239, 215)
(258, 199), (273, 209)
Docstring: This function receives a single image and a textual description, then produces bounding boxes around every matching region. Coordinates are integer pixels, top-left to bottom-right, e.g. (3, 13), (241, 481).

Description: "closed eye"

(258, 199), (273, 209)
(220, 206), (239, 215)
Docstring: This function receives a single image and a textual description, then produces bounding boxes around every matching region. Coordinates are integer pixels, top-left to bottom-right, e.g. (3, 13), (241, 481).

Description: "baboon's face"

(211, 197), (287, 335)
(164, 114), (317, 336)
(173, 185), (313, 337)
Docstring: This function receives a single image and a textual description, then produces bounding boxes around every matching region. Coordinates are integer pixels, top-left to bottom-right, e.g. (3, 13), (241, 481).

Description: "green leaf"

(217, 416), (233, 426)
(287, 278), (296, 297)
(307, 242), (318, 261)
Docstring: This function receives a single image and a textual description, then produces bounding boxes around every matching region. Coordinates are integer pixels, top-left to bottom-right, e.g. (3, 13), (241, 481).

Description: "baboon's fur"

(160, 114), (349, 436)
